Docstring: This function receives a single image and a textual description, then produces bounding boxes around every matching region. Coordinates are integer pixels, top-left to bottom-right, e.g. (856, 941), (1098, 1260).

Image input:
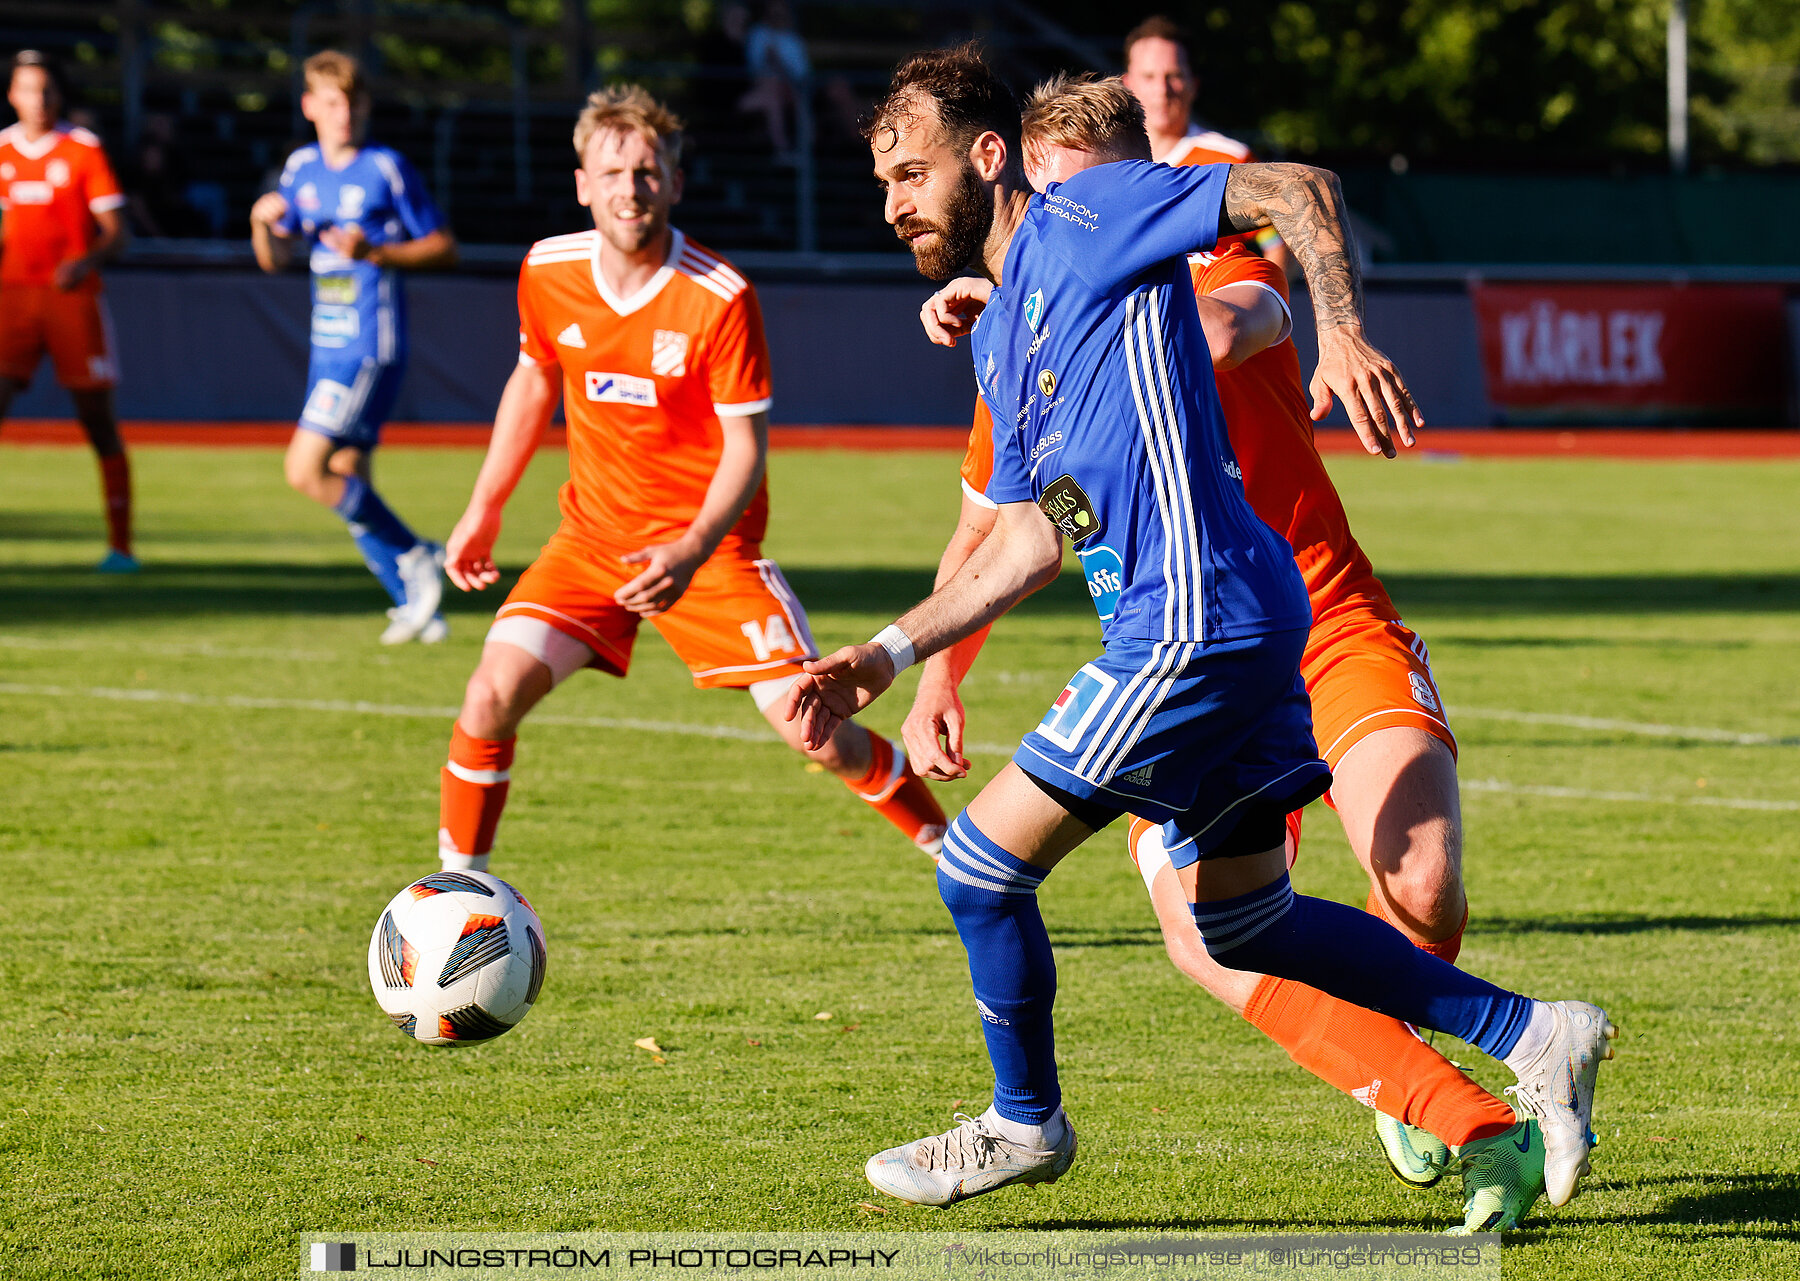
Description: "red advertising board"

(1471, 282), (1790, 424)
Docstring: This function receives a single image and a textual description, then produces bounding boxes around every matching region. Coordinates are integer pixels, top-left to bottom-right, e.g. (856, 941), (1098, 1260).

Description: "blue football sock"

(1193, 872), (1536, 1059)
(937, 812), (1060, 1125)
(334, 472), (421, 607)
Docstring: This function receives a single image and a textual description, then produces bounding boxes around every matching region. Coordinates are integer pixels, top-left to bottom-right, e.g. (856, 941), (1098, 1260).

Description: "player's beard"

(896, 162), (992, 282)
(600, 204), (668, 256)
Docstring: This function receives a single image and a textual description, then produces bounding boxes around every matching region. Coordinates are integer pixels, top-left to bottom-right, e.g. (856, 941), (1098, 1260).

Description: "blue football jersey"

(274, 143), (444, 363)
(973, 160), (1309, 644)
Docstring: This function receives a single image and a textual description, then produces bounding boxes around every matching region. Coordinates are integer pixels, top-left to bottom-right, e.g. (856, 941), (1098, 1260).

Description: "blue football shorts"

(1013, 628), (1331, 868)
(297, 353), (406, 450)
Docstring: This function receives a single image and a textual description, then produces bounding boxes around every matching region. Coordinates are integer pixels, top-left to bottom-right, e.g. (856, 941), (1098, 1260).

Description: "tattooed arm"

(1221, 163), (1422, 456)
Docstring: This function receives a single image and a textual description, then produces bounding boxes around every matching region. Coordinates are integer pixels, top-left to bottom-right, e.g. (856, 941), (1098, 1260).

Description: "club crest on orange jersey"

(652, 329), (688, 377)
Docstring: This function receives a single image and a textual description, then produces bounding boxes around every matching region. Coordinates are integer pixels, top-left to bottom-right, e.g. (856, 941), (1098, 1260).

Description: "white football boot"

(1503, 1000), (1617, 1206)
(382, 542), (445, 644)
(864, 1109), (1076, 1206)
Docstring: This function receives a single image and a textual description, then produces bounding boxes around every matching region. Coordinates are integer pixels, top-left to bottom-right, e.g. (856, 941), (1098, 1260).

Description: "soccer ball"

(368, 871), (547, 1046)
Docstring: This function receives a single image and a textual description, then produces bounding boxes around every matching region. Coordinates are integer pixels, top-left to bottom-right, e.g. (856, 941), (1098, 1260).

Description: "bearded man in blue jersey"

(251, 50), (459, 644)
(786, 44), (1616, 1215)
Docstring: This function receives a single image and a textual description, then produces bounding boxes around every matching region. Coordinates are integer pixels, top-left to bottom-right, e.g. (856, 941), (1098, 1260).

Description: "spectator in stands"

(123, 113), (201, 238)
(738, 0), (810, 163)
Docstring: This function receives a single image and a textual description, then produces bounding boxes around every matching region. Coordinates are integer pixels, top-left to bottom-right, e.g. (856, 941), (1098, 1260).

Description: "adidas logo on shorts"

(1120, 763), (1157, 788)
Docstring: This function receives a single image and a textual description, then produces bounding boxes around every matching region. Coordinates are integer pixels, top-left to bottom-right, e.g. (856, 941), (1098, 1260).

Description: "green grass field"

(2, 442), (1797, 1279)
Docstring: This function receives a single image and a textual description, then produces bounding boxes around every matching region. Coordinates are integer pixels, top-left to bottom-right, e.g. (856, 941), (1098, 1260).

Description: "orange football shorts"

(1301, 610), (1457, 774)
(494, 528), (819, 689)
(0, 284), (117, 390)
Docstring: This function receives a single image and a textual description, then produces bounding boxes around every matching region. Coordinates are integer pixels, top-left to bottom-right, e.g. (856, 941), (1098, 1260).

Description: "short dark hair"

(10, 49), (68, 100)
(1123, 15), (1191, 66)
(864, 41), (1022, 167)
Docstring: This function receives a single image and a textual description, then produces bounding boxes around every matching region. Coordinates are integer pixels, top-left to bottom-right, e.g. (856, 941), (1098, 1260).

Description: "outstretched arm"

(445, 360), (560, 591)
(614, 411), (767, 617)
(903, 495), (1000, 779)
(1220, 163), (1422, 455)
(785, 500), (1062, 751)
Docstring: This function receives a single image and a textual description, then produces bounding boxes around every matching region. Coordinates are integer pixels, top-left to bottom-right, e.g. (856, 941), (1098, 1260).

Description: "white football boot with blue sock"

(864, 1106), (1076, 1206)
(1501, 999), (1617, 1206)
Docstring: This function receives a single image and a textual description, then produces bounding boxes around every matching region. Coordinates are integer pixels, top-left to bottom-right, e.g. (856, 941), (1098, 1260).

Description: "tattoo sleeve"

(1220, 163), (1363, 333)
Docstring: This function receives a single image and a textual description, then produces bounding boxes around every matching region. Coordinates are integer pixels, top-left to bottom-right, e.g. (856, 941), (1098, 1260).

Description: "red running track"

(5, 420), (1800, 458)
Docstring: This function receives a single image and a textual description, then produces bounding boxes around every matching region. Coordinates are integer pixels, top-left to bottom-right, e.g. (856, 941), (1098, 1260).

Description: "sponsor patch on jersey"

(315, 274), (358, 305)
(652, 329), (688, 377)
(7, 180), (52, 205)
(1038, 473), (1103, 545)
(585, 371), (657, 407)
(1035, 663), (1118, 752)
(1077, 543), (1124, 621)
(1022, 288), (1045, 332)
(301, 378), (354, 430)
(310, 304), (360, 347)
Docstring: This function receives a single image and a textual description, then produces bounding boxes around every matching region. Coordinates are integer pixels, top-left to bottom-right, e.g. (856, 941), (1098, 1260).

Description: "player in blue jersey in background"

(250, 50), (459, 644)
(787, 45), (1616, 1217)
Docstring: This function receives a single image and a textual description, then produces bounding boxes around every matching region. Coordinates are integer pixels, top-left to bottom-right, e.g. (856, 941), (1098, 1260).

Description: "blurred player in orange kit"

(906, 76), (1542, 1232)
(435, 86), (946, 873)
(1121, 15), (1294, 276)
(0, 51), (134, 571)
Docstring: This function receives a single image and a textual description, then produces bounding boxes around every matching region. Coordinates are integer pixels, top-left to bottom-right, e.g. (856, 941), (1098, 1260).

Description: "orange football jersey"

(1189, 247), (1397, 624)
(1163, 128), (1282, 257)
(0, 123), (123, 291)
(962, 245), (1395, 624)
(517, 228), (774, 553)
(1162, 128), (1254, 168)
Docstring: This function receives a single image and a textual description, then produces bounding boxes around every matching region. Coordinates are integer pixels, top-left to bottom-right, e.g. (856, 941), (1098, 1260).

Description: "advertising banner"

(1471, 282), (1789, 424)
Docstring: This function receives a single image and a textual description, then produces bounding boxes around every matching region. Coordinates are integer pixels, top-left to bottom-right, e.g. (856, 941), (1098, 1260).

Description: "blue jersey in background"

(275, 142), (442, 364)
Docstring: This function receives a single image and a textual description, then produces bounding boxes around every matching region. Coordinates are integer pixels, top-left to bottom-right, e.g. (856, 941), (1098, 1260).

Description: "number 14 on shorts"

(740, 614), (799, 662)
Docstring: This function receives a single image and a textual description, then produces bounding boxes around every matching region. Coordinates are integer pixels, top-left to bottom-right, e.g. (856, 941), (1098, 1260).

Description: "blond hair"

(1021, 73), (1151, 163)
(302, 50), (368, 103)
(572, 85), (685, 167)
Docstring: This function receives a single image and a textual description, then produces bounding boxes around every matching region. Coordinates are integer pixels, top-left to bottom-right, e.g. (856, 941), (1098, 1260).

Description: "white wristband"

(871, 624), (915, 676)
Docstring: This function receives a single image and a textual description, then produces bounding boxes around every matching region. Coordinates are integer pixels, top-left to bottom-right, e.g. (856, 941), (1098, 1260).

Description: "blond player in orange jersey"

(435, 86), (946, 874)
(905, 76), (1548, 1233)
(0, 51), (134, 571)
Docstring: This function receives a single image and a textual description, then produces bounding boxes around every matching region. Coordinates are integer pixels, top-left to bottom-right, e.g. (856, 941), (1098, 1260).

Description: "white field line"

(1448, 704), (1800, 748)
(1, 681), (1794, 813)
(0, 634), (336, 663)
(7, 635), (1789, 748)
(1460, 777), (1799, 813)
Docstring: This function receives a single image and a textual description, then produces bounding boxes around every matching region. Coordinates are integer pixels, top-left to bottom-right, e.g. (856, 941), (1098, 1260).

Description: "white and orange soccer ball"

(368, 871), (546, 1046)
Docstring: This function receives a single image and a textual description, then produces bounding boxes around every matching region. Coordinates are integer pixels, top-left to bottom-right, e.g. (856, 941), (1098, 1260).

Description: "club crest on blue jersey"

(1077, 544), (1124, 621)
(1023, 288), (1045, 332)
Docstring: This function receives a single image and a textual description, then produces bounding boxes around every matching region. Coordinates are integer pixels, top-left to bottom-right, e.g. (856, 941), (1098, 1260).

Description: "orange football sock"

(842, 730), (947, 855)
(98, 453), (132, 555)
(1243, 974), (1517, 1147)
(439, 722), (515, 867)
(1366, 888), (1467, 963)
